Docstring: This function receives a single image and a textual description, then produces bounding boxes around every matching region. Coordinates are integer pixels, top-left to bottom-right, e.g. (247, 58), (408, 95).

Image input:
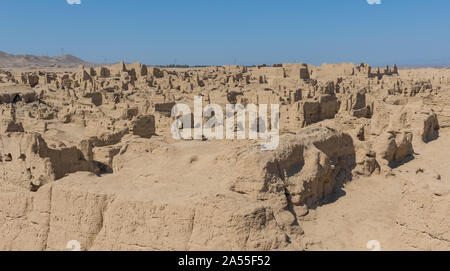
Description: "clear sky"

(1, 0), (450, 66)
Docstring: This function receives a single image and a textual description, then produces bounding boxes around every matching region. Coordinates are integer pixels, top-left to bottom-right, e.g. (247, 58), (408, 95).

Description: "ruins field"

(0, 61), (448, 251)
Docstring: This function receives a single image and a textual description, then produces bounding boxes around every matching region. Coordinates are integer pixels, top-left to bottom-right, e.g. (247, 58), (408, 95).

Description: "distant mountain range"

(0, 51), (91, 68)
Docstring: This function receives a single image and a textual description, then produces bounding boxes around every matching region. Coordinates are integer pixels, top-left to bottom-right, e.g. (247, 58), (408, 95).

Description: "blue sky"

(1, 0), (450, 66)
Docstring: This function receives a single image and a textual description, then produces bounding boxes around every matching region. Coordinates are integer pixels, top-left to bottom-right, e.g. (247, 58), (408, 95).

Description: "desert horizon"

(2, 49), (450, 70)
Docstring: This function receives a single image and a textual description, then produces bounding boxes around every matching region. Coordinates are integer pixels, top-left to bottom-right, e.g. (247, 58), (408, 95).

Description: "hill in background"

(0, 50), (91, 68)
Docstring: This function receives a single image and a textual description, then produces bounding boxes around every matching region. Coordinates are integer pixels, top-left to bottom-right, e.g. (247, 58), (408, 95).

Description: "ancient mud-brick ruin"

(0, 61), (448, 251)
